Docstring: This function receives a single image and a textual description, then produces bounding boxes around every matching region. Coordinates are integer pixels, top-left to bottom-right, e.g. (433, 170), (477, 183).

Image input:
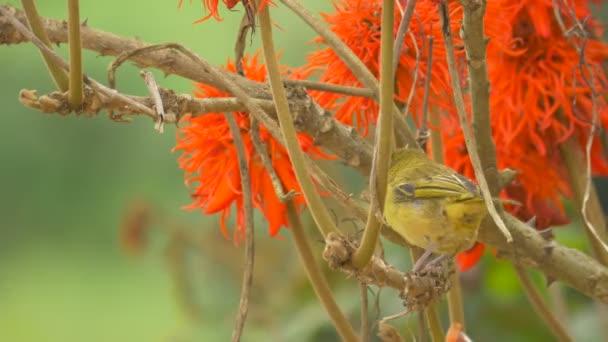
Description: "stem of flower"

(512, 264), (572, 341)
(392, 0), (418, 81)
(67, 0), (83, 108)
(429, 111), (443, 165)
(257, 1), (337, 238)
(285, 79), (374, 98)
(225, 112), (256, 342)
(279, 0), (417, 147)
(400, 31), (421, 120)
(425, 304), (444, 342)
(351, 0), (394, 269)
(20, 0), (69, 91)
(286, 202), (359, 342)
(446, 268), (465, 329)
(429, 112), (466, 329)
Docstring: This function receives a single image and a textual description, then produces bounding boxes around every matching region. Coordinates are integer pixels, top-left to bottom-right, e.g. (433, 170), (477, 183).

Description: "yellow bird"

(384, 148), (488, 258)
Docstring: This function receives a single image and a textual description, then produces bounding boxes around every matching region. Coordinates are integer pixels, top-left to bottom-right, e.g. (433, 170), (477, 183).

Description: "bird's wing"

(392, 174), (480, 203)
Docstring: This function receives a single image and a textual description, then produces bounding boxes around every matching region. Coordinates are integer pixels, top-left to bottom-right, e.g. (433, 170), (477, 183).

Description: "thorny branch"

(438, 1), (513, 243)
(324, 233), (454, 312)
(2, 4), (608, 304)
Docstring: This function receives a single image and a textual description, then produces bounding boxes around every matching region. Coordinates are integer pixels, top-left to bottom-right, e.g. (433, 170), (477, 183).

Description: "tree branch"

(2, 4), (608, 304)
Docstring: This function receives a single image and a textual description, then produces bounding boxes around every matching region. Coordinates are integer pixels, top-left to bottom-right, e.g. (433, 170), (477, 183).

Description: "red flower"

(302, 0), (519, 270)
(444, 0), (608, 270)
(174, 53), (334, 240)
(299, 0), (461, 137)
(179, 0), (273, 22)
(300, 0), (514, 137)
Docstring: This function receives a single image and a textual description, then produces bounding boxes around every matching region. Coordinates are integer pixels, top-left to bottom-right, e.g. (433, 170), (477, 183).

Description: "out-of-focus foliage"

(0, 1), (606, 341)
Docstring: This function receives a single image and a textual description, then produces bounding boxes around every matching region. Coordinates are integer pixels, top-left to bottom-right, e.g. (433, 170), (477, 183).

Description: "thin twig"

(257, 1), (337, 238)
(446, 266), (465, 329)
(235, 9), (254, 76)
(417, 35), (434, 149)
(20, 0), (68, 91)
(438, 1), (512, 243)
(351, 0), (395, 269)
(512, 264), (572, 341)
(285, 79), (374, 98)
(250, 117), (297, 202)
(67, 0), (83, 108)
(401, 30), (421, 119)
(108, 44), (182, 91)
(140, 70), (165, 133)
(224, 112), (256, 342)
(392, 0), (418, 81)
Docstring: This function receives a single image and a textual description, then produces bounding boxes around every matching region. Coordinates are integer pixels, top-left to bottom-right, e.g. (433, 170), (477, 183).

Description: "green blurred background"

(0, 1), (607, 341)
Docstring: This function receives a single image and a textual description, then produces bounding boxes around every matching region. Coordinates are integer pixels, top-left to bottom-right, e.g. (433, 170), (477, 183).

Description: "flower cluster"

(176, 0), (608, 270)
(299, 0), (457, 137)
(300, 0), (608, 269)
(299, 0), (515, 138)
(443, 0), (608, 268)
(174, 53), (333, 240)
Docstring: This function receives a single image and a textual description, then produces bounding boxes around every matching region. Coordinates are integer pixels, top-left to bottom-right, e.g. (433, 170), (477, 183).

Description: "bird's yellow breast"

(383, 148), (489, 256)
(384, 182), (486, 255)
